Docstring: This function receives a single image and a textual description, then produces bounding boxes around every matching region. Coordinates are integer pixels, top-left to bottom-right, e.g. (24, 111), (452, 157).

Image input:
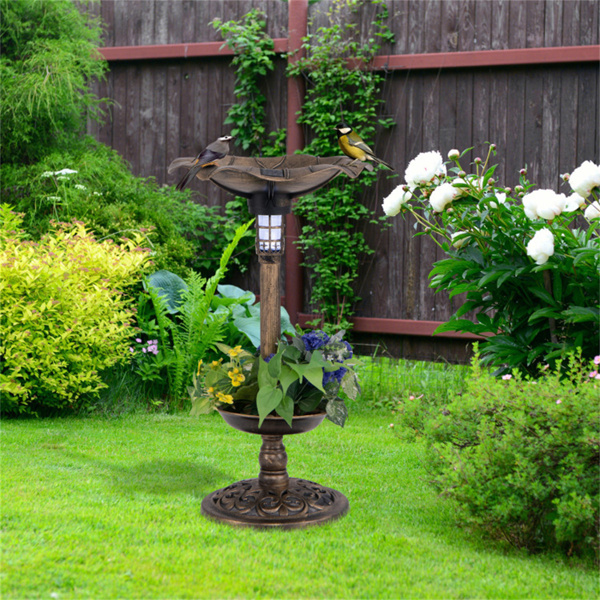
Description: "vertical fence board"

(526, 0), (546, 49)
(473, 0), (491, 51)
(540, 74), (561, 189)
(508, 1), (527, 48)
(491, 0), (509, 50)
(580, 0), (600, 45)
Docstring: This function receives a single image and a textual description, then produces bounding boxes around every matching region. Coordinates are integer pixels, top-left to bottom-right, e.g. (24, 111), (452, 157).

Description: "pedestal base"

(201, 477), (349, 529)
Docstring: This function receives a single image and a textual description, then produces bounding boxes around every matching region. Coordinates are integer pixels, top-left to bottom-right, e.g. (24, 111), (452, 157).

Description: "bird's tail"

(372, 156), (394, 170)
(176, 170), (195, 191)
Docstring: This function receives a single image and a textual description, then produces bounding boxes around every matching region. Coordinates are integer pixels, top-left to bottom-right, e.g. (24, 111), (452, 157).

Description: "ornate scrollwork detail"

(203, 477), (346, 526)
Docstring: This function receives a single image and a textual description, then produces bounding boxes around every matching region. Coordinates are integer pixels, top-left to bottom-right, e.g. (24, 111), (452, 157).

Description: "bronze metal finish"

(167, 154), (358, 528)
(201, 411), (349, 529)
(167, 154), (373, 215)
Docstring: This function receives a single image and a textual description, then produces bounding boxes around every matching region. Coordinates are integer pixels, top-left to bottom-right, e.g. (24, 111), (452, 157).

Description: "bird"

(334, 123), (393, 170)
(175, 135), (233, 191)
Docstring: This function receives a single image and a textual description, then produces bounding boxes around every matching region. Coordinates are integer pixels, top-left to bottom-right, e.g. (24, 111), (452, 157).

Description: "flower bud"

(490, 144), (497, 151)
(448, 149), (460, 160)
(515, 185), (524, 193)
(458, 171), (466, 178)
(474, 157), (482, 165)
(561, 173), (570, 182)
(504, 187), (512, 194)
(520, 168), (527, 176)
(488, 178), (495, 185)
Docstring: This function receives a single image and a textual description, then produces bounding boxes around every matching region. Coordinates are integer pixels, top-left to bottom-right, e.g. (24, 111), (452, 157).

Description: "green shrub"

(0, 205), (150, 415)
(0, 139), (252, 278)
(0, 0), (107, 164)
(415, 351), (599, 557)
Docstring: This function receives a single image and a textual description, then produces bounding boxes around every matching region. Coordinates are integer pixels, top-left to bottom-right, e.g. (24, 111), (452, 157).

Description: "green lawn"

(2, 410), (597, 599)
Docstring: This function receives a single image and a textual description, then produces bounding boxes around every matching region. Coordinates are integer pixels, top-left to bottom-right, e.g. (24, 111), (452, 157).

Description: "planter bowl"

(217, 409), (326, 436)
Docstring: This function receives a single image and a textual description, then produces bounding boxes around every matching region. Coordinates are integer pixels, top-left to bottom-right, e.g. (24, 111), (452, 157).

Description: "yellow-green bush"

(0, 205), (150, 415)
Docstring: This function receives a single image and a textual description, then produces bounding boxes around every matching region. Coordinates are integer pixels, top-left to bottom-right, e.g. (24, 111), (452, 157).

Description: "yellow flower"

(210, 360), (222, 369)
(207, 386), (215, 396)
(227, 368), (245, 387)
(216, 391), (234, 404)
(196, 359), (203, 376)
(228, 345), (243, 358)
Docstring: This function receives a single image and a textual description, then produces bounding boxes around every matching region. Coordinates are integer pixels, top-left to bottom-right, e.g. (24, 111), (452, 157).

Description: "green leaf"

(257, 385), (283, 427)
(562, 306), (600, 324)
(268, 351), (282, 379)
(340, 371), (361, 400)
(528, 307), (561, 323)
(145, 270), (188, 314)
(528, 287), (558, 307)
(325, 398), (348, 427)
(258, 358), (277, 388)
(275, 393), (294, 427)
(278, 364), (299, 397)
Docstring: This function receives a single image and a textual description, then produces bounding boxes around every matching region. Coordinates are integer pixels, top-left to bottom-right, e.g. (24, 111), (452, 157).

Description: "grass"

(2, 408), (598, 599)
(356, 356), (470, 410)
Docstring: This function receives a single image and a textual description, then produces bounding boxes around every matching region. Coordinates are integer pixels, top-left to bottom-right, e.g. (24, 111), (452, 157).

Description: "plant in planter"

(188, 329), (360, 428)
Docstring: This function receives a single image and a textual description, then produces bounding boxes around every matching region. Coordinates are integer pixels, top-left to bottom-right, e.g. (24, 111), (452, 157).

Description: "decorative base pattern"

(201, 477), (349, 529)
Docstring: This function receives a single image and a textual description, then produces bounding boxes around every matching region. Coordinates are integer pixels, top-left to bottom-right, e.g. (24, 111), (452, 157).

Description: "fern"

(143, 220), (254, 404)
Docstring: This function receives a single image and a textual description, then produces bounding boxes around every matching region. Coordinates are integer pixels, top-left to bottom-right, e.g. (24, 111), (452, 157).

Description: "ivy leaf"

(257, 385), (283, 427)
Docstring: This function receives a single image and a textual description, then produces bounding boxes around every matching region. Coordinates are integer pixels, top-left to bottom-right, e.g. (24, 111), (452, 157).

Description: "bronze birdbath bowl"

(169, 154), (372, 528)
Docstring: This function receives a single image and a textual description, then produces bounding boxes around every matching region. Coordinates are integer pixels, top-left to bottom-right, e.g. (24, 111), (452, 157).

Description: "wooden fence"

(88, 0), (599, 362)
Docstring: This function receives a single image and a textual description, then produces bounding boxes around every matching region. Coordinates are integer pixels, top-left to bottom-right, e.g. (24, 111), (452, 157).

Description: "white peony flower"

(448, 149), (460, 160)
(405, 151), (445, 189)
(382, 185), (411, 216)
(584, 201), (600, 220)
(489, 192), (507, 209)
(451, 231), (469, 249)
(429, 182), (458, 213)
(522, 189), (566, 220)
(526, 228), (555, 265)
(569, 160), (600, 198)
(563, 193), (586, 212)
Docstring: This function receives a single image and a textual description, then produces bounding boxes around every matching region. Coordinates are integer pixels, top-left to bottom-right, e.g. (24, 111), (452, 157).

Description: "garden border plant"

(395, 348), (600, 558)
(383, 146), (600, 374)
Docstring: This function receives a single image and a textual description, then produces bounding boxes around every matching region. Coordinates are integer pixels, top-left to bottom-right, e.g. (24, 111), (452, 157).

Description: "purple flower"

(302, 330), (330, 352)
(323, 367), (347, 387)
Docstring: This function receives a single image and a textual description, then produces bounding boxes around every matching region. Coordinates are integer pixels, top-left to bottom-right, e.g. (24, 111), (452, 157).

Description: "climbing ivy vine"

(287, 0), (395, 331)
(212, 10), (285, 156)
(214, 1), (394, 332)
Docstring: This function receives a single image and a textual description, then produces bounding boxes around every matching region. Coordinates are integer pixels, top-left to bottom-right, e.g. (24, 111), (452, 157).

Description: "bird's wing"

(347, 136), (376, 157)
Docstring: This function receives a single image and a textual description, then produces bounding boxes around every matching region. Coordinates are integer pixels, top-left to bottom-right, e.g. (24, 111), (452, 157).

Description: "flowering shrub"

(0, 205), (150, 414)
(414, 350), (599, 556)
(187, 330), (360, 427)
(383, 146), (600, 374)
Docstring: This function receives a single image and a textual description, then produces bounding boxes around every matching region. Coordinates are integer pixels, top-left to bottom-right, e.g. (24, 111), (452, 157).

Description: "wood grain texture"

(85, 0), (599, 361)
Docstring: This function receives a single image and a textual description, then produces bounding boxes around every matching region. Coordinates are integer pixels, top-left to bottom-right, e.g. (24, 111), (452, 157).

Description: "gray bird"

(175, 135), (233, 191)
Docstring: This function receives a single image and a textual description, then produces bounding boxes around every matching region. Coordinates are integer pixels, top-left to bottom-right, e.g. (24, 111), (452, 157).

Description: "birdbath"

(168, 154), (372, 528)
